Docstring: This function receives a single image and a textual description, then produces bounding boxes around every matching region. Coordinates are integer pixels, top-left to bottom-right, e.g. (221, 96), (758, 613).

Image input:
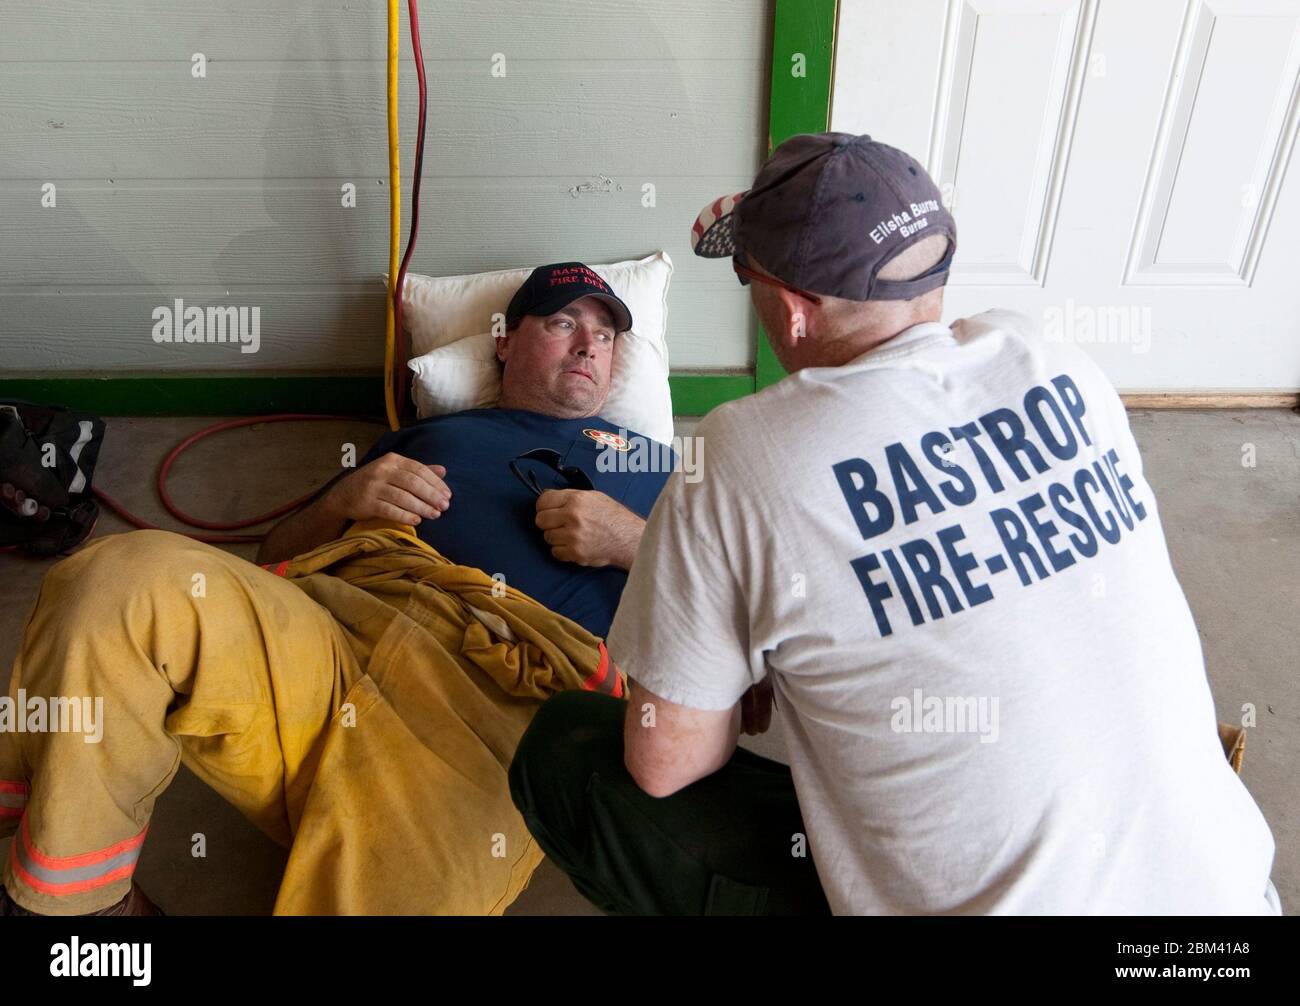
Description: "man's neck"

(496, 395), (598, 421)
(799, 312), (943, 370)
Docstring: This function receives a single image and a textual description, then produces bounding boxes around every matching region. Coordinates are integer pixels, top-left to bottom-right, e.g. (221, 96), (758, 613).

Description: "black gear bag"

(0, 400), (105, 556)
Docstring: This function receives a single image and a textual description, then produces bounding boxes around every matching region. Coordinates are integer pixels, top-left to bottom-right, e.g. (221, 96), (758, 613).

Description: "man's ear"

(771, 287), (809, 348)
(494, 331), (510, 364)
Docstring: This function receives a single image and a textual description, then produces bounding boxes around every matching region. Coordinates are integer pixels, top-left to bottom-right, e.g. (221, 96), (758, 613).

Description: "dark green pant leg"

(509, 689), (830, 915)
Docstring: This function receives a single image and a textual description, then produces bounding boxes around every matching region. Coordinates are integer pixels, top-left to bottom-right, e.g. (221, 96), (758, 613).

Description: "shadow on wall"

(213, 2), (703, 375)
(212, 8), (382, 373)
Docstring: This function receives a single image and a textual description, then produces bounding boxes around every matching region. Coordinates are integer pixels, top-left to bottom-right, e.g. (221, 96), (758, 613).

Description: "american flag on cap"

(690, 191), (748, 258)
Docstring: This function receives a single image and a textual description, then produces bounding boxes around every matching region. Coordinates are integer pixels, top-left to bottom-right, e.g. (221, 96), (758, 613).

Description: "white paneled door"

(832, 0), (1300, 391)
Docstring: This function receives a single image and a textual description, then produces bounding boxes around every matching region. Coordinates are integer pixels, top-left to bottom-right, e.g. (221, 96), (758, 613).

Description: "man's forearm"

(255, 493), (350, 566)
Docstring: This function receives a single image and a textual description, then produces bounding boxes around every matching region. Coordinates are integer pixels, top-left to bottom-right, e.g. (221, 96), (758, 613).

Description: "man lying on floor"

(0, 262), (672, 916)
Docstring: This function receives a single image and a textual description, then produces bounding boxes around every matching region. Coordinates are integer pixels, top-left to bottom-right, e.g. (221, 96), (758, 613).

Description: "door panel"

(832, 0), (1300, 390)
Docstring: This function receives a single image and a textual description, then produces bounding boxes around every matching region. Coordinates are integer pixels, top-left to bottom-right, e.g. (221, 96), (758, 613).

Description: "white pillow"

(407, 332), (499, 418)
(395, 252), (676, 445)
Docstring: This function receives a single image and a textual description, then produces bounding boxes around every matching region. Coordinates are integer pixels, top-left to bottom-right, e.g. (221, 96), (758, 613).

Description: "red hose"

(91, 414), (386, 545)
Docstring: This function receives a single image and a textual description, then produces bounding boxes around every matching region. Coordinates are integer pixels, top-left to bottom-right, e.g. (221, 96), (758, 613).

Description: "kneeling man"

(509, 136), (1281, 916)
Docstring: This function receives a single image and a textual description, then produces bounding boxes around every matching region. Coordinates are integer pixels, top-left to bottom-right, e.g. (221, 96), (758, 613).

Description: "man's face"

(495, 295), (617, 418)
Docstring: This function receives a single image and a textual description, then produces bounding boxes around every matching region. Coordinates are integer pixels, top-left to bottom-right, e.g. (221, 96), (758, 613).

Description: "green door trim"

(756, 0), (839, 391)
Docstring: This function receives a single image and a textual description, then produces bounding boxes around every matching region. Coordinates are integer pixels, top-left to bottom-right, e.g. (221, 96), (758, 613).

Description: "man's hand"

(534, 489), (645, 570)
(740, 677), (775, 735)
(256, 453), (451, 566)
(325, 452), (451, 525)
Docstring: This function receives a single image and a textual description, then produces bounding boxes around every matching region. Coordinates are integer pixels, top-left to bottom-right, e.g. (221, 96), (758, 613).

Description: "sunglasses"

(508, 448), (595, 498)
(732, 256), (824, 305)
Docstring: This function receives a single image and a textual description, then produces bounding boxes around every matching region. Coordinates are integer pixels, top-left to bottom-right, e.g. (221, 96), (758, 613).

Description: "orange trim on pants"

(582, 642), (623, 698)
(9, 813), (148, 897)
(0, 779), (28, 819)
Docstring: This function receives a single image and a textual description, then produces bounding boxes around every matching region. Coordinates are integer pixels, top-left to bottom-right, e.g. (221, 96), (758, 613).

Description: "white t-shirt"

(609, 310), (1279, 915)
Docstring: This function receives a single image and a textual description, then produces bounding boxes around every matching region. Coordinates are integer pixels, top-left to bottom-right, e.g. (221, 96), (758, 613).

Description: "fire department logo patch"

(583, 428), (629, 451)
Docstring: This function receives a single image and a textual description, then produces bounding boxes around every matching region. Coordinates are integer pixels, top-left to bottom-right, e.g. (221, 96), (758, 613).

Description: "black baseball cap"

(691, 132), (957, 301)
(504, 262), (634, 333)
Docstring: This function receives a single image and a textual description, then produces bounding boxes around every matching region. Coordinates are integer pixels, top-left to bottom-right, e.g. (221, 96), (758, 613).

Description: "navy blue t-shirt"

(314, 409), (672, 638)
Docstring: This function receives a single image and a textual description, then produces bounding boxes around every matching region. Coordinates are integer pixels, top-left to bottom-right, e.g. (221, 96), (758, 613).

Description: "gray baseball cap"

(691, 132), (957, 301)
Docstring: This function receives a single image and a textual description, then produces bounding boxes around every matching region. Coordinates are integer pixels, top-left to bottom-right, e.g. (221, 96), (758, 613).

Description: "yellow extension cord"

(384, 0), (401, 432)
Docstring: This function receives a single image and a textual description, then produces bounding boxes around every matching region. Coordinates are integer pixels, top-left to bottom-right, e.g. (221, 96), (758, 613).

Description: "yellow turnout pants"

(0, 522), (615, 914)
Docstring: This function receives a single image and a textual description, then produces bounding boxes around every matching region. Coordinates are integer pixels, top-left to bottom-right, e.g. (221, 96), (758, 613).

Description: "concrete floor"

(0, 409), (1296, 914)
